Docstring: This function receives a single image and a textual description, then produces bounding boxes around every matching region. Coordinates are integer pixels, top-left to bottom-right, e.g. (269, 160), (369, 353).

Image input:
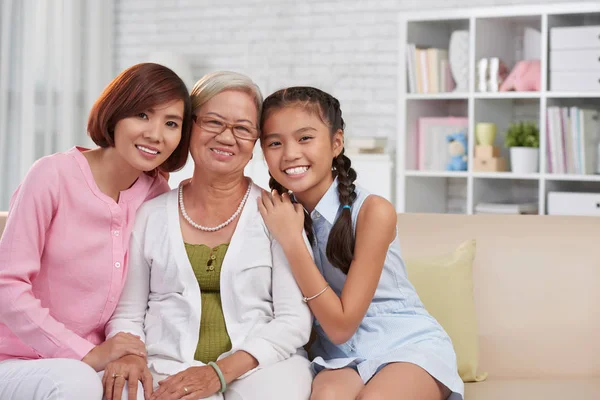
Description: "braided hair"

(261, 87), (357, 274)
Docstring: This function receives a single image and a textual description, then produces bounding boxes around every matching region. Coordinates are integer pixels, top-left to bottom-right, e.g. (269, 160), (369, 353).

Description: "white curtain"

(0, 0), (114, 209)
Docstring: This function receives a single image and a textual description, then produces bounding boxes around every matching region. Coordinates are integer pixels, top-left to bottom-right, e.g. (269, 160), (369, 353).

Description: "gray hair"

(190, 71), (263, 122)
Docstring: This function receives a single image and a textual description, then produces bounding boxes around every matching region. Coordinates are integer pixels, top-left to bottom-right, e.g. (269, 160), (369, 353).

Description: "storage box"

(550, 49), (600, 71)
(549, 25), (600, 92)
(550, 25), (600, 50)
(547, 191), (600, 216)
(473, 157), (506, 172)
(550, 71), (600, 92)
(475, 145), (501, 159)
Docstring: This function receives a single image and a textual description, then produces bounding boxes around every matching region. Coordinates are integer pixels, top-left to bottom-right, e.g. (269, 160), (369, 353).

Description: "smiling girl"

(258, 87), (464, 400)
(0, 63), (192, 399)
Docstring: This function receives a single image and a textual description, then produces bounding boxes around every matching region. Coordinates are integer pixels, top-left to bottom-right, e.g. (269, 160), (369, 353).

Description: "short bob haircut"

(87, 62), (193, 172)
(190, 71), (263, 123)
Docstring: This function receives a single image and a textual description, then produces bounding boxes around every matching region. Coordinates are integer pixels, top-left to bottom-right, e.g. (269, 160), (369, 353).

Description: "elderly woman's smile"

(190, 89), (258, 177)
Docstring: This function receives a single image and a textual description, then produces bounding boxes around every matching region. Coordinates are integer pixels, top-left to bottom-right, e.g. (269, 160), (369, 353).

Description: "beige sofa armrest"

(0, 211), (7, 238)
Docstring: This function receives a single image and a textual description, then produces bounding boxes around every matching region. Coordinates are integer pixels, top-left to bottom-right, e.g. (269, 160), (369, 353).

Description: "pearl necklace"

(179, 181), (251, 232)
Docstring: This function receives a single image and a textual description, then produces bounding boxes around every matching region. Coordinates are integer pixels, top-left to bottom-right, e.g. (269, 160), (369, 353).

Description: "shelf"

(546, 92), (600, 99)
(474, 92), (541, 99)
(406, 93), (469, 100)
(407, 92), (600, 100)
(397, 3), (600, 214)
(472, 172), (540, 180)
(347, 153), (393, 162)
(405, 171), (548, 180)
(404, 170), (468, 178)
(544, 174), (600, 182)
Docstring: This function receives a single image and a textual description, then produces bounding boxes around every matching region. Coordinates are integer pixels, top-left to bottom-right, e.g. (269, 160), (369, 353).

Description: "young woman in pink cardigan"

(0, 62), (192, 399)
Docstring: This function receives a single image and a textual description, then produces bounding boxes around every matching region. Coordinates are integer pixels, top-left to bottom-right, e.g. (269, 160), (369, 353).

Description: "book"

(346, 137), (387, 149)
(546, 106), (599, 174)
(406, 44), (452, 93)
(474, 201), (538, 215)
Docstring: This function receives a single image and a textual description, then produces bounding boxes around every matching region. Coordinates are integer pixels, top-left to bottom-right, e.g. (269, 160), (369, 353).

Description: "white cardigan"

(105, 183), (312, 377)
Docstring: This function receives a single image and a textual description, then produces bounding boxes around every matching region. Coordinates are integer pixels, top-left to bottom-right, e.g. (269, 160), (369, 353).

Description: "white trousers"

(0, 358), (103, 400)
(213, 354), (313, 400)
(0, 355), (312, 400)
(103, 354), (313, 400)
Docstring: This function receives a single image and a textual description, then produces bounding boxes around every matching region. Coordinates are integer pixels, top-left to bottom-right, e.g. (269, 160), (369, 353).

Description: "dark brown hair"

(261, 87), (357, 274)
(87, 62), (192, 172)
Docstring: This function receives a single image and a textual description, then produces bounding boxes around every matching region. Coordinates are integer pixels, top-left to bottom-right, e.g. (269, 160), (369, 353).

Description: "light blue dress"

(308, 179), (464, 399)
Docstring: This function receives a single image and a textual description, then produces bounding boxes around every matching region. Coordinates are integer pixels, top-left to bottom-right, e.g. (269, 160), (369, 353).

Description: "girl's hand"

(103, 354), (153, 400)
(258, 189), (305, 247)
(82, 332), (147, 372)
(150, 366), (221, 400)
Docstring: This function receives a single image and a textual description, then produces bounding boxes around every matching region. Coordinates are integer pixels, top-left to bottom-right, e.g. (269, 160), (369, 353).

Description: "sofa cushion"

(405, 239), (487, 382)
(465, 377), (600, 400)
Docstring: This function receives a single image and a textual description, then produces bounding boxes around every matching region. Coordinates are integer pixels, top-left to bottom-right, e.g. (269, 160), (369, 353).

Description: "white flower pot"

(510, 147), (539, 174)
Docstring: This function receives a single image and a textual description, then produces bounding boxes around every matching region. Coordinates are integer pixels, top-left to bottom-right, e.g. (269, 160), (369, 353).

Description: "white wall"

(114, 0), (568, 143)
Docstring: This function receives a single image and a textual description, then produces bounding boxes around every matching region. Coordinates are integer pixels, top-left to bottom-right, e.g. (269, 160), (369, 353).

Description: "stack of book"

(406, 44), (455, 94)
(474, 201), (538, 215)
(345, 137), (387, 156)
(546, 107), (599, 174)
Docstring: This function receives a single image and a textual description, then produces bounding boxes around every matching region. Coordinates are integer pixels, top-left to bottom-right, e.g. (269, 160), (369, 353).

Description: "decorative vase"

(449, 30), (469, 93)
(475, 123), (497, 146)
(510, 147), (539, 173)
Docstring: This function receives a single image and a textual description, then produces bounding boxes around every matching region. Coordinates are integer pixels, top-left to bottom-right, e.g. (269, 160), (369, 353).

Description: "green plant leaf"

(504, 121), (539, 148)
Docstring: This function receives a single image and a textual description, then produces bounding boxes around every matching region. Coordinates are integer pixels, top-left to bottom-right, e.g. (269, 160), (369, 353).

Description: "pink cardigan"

(0, 147), (170, 361)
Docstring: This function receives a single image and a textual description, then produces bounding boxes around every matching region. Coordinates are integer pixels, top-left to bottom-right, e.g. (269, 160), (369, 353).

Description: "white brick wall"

(115, 0), (569, 140)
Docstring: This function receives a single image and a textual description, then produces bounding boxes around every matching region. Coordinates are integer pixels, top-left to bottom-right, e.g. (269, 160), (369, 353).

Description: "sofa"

(1, 211), (599, 399)
(397, 213), (599, 399)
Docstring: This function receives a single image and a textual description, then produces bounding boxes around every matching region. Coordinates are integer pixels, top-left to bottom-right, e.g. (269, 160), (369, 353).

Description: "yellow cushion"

(405, 239), (487, 382)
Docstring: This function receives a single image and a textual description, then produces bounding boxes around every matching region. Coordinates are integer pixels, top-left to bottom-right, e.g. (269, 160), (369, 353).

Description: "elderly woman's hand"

(149, 366), (221, 400)
(258, 189), (305, 248)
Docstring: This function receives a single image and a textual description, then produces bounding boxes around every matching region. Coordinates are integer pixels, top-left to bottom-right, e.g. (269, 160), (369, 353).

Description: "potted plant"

(504, 121), (540, 173)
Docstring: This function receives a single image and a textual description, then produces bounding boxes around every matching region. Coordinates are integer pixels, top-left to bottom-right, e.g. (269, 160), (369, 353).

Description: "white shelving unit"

(396, 2), (600, 215)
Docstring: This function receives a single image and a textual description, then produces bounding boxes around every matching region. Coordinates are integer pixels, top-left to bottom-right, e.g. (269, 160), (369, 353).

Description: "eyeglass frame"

(192, 114), (259, 141)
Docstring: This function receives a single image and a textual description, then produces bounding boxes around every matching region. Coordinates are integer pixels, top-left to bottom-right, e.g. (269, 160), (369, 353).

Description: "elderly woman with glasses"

(101, 72), (313, 400)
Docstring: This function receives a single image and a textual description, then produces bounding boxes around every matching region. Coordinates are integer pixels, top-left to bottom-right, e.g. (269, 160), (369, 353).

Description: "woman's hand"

(103, 354), (153, 400)
(258, 189), (305, 247)
(150, 366), (221, 400)
(82, 332), (147, 372)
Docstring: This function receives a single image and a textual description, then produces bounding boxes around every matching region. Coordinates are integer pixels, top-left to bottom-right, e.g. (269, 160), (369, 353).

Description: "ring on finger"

(112, 373), (121, 378)
(183, 387), (189, 393)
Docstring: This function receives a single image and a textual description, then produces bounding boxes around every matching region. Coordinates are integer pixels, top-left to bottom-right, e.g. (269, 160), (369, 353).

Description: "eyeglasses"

(193, 115), (259, 141)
